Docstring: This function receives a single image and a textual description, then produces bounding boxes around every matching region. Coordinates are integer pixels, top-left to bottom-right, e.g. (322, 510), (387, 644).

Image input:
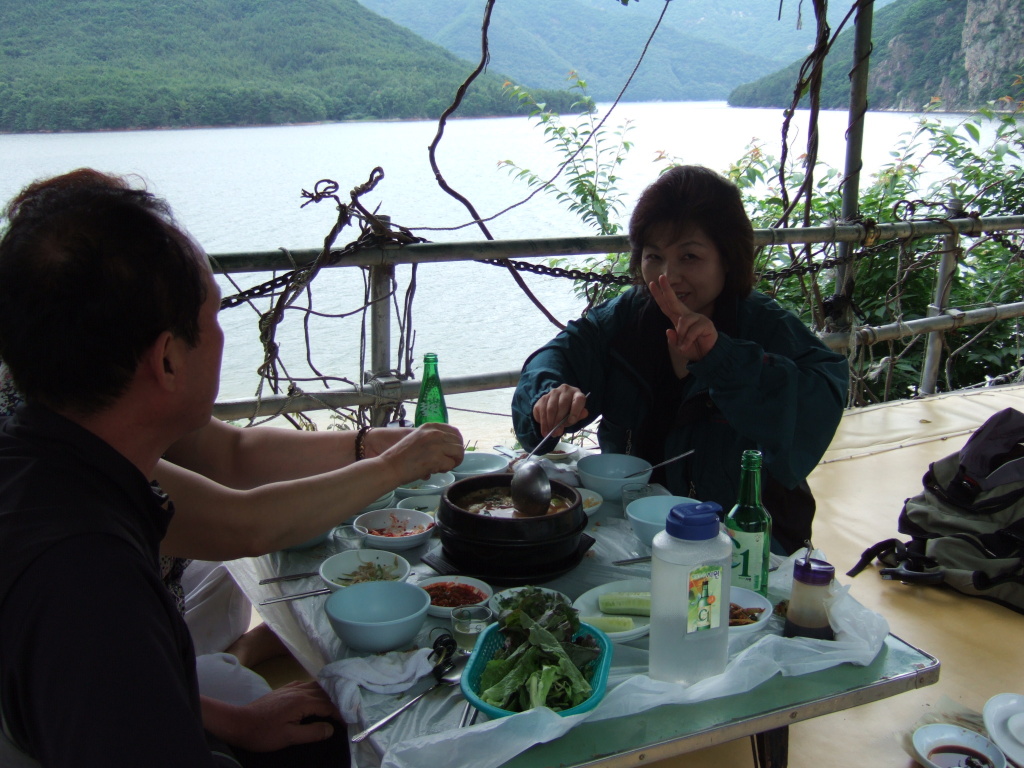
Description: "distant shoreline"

(1, 100), (992, 138)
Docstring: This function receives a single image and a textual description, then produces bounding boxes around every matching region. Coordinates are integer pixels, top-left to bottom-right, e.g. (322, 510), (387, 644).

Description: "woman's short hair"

(0, 169), (208, 415)
(628, 165), (755, 299)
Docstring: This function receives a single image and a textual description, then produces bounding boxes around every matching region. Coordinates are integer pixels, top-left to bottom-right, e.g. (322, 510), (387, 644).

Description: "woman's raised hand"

(649, 275), (718, 367)
(532, 383), (589, 439)
(379, 422), (465, 483)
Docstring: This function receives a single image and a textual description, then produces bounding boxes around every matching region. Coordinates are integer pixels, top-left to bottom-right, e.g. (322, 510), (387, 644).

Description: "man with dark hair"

(0, 170), (348, 767)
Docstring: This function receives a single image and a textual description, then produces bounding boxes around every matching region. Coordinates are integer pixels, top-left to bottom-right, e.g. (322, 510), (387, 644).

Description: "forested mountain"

(356, 0), (901, 103)
(729, 0), (1024, 111)
(0, 0), (574, 133)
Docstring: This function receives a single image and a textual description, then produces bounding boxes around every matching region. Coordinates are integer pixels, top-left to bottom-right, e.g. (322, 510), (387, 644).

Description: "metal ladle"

(351, 654), (469, 743)
(510, 393), (589, 517)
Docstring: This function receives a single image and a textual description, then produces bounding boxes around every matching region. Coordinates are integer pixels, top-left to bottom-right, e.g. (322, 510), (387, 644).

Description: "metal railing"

(210, 214), (1024, 423)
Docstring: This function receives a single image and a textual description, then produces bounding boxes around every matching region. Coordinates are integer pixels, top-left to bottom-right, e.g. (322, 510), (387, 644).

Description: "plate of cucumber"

(573, 578), (652, 643)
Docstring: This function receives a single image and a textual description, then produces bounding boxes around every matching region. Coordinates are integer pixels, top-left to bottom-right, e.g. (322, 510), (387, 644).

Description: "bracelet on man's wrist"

(355, 426), (373, 461)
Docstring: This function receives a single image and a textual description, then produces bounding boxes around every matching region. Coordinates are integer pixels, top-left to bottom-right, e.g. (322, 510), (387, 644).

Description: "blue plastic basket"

(460, 621), (613, 719)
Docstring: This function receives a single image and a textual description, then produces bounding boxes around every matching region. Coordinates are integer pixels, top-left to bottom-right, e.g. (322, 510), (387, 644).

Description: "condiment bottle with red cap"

(783, 552), (836, 640)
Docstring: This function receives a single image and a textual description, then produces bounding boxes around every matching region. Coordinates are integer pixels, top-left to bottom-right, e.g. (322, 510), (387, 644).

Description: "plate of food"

(570, 583), (773, 642)
(578, 488), (604, 517)
(573, 578), (652, 642)
(489, 586), (571, 616)
(912, 723), (1006, 768)
(417, 575), (493, 618)
(543, 441), (579, 462)
(728, 587), (773, 633)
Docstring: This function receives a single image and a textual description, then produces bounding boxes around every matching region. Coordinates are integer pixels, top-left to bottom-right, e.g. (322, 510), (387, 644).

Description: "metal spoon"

(623, 448), (696, 478)
(351, 654), (469, 743)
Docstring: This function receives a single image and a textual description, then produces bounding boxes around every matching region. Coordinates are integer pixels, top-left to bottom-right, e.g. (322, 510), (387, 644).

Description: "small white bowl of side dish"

(416, 575), (493, 619)
(319, 550), (411, 592)
(394, 472), (456, 500)
(354, 508), (436, 551)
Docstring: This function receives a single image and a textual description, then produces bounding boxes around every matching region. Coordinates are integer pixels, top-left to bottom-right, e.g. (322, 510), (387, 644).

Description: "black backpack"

(847, 407), (1024, 614)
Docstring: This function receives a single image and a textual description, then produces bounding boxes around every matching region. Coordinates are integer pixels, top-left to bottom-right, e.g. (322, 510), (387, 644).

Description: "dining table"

(223, 452), (940, 768)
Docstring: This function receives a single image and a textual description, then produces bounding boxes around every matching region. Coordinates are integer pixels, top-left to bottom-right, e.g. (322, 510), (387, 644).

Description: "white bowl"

(324, 581), (430, 653)
(416, 575), (493, 618)
(626, 495), (699, 546)
(283, 528), (334, 552)
(576, 453), (653, 501)
(912, 723), (1007, 768)
(983, 693), (1024, 768)
(396, 494), (442, 515)
(319, 550), (411, 591)
(729, 587), (773, 634)
(353, 508), (436, 550)
(451, 452), (510, 480)
(360, 490), (397, 513)
(543, 441), (579, 462)
(488, 586), (571, 615)
(394, 471), (456, 499)
(578, 488), (604, 517)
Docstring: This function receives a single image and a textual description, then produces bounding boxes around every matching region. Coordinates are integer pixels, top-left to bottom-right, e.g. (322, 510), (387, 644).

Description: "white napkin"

(318, 647), (436, 721)
(539, 457), (580, 486)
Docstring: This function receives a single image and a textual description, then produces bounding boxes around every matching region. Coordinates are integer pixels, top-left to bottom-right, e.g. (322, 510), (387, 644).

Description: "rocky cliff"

(730, 0), (1023, 112)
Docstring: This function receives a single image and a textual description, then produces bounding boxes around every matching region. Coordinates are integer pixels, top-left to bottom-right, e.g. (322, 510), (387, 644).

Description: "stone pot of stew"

(437, 474), (584, 578)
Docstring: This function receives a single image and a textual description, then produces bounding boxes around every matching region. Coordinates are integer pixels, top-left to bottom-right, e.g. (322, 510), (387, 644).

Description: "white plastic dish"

(318, 550), (411, 592)
(572, 578), (651, 643)
(394, 472), (456, 499)
(912, 723), (1006, 768)
(451, 452), (510, 480)
(416, 575), (493, 618)
(543, 441), (579, 462)
(359, 490), (396, 513)
(488, 586), (571, 616)
(578, 488), (604, 517)
(984, 693), (1024, 767)
(728, 587), (773, 634)
(395, 494), (442, 516)
(353, 508), (436, 551)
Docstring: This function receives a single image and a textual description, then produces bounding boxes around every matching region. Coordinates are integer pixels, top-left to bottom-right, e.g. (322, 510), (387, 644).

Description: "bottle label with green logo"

(729, 529), (765, 592)
(687, 565), (723, 633)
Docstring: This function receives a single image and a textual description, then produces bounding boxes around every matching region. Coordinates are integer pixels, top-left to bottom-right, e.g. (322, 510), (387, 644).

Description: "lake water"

(0, 102), (970, 443)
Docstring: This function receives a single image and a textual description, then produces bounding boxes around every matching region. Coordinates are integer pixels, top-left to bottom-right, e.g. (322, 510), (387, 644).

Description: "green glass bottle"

(724, 449), (772, 597)
(413, 352), (448, 426)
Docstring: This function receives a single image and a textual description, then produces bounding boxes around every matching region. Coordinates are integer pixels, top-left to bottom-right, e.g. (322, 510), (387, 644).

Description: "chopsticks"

(259, 588), (331, 605)
(259, 571), (319, 585)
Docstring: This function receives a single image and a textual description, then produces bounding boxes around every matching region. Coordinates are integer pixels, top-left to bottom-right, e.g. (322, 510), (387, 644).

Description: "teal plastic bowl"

(324, 581), (429, 652)
(576, 453), (653, 501)
(625, 495), (700, 547)
(460, 622), (613, 719)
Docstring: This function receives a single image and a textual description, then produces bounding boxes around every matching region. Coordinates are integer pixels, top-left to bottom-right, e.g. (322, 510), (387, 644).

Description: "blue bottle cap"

(665, 502), (723, 541)
(793, 557), (835, 586)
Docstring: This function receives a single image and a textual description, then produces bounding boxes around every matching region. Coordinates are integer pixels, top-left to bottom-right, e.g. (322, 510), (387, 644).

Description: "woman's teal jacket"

(512, 287), (849, 553)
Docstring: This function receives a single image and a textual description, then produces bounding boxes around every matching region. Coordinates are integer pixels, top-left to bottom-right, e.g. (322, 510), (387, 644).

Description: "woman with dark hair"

(512, 165), (849, 553)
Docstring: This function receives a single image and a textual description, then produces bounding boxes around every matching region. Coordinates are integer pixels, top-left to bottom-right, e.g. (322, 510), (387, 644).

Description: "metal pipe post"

(835, 0), (874, 329)
(367, 262), (395, 425)
(920, 201), (965, 394)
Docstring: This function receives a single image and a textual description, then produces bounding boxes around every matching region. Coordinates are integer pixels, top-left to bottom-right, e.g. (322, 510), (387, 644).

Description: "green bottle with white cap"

(414, 352), (448, 426)
(725, 449), (772, 597)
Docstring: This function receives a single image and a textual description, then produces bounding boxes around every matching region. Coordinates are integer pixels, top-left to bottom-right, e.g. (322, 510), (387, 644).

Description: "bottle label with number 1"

(729, 530), (765, 591)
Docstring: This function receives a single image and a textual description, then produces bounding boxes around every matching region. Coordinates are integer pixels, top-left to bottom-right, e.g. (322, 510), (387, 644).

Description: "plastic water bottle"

(648, 502), (733, 685)
(414, 352), (448, 425)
